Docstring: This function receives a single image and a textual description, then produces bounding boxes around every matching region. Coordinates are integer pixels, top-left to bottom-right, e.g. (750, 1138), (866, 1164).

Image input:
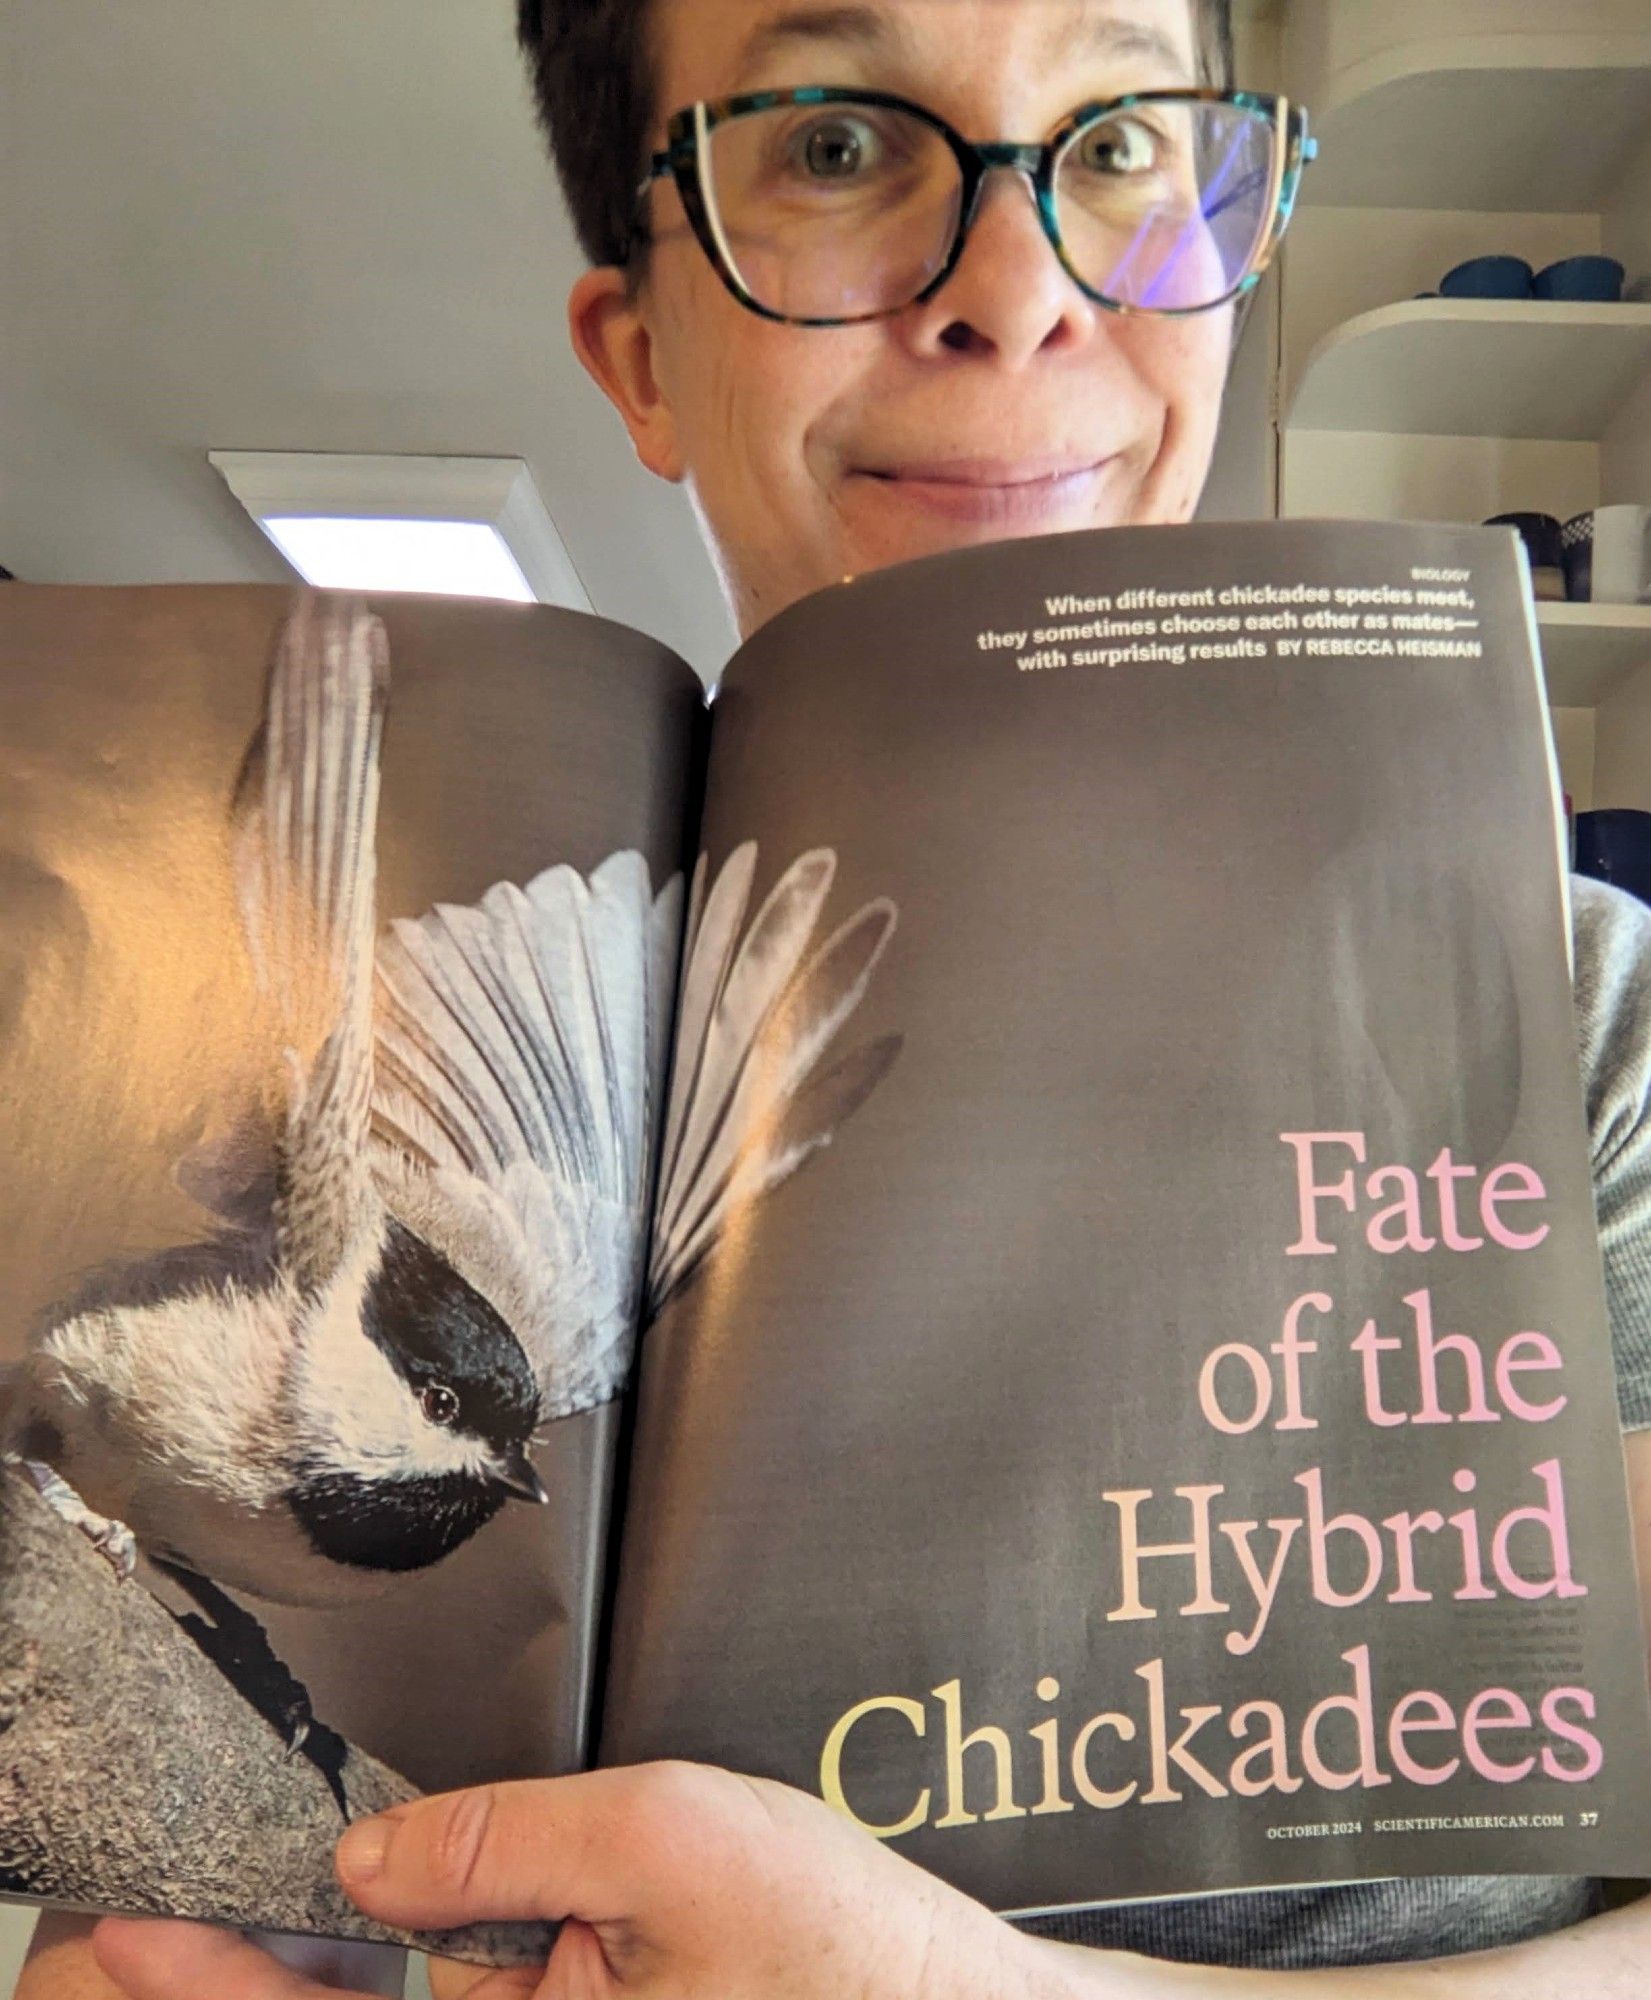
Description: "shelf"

(1298, 33), (1651, 211)
(1284, 299), (1651, 439)
(1537, 602), (1651, 707)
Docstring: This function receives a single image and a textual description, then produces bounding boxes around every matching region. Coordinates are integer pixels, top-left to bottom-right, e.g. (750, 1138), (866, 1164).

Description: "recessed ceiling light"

(207, 452), (591, 610)
(262, 517), (536, 601)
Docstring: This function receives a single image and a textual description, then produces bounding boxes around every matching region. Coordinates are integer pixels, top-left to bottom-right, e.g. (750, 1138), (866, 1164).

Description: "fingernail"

(337, 1817), (390, 1882)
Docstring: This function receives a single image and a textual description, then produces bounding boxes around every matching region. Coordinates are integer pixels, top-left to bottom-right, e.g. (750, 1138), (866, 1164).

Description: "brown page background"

(603, 518), (1651, 1911)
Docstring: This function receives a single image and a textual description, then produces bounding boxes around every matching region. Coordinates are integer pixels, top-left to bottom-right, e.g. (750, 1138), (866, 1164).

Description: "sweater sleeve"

(1569, 873), (1651, 1432)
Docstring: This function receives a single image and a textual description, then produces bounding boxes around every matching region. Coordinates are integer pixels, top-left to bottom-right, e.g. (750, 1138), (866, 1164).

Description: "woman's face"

(568, 0), (1238, 640)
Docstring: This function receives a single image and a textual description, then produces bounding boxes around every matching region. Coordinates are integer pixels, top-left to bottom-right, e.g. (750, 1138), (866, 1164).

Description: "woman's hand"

(89, 1760), (1107, 2000)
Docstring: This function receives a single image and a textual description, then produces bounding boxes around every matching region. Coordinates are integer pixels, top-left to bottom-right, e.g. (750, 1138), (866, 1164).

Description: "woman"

(32, 0), (1651, 1993)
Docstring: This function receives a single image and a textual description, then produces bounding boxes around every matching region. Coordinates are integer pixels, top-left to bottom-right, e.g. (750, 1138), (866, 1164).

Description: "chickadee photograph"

(0, 585), (900, 1953)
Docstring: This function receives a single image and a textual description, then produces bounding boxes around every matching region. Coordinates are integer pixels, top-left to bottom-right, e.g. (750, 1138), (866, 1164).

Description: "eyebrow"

(731, 6), (1197, 90)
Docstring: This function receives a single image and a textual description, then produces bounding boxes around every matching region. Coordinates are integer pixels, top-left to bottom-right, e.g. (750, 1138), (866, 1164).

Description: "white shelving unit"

(1274, 2), (1651, 816)
(1298, 33), (1651, 212)
(1535, 603), (1651, 707)
(1288, 300), (1651, 440)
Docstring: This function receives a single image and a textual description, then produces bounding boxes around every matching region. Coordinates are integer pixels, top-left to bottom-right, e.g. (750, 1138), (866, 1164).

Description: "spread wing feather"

(645, 843), (900, 1317)
(370, 851), (683, 1417)
(650, 1029), (902, 1312)
(224, 591), (389, 1290)
(652, 845), (739, 1192)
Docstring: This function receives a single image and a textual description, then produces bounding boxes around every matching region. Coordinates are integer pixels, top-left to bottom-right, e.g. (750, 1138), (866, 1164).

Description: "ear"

(567, 265), (686, 484)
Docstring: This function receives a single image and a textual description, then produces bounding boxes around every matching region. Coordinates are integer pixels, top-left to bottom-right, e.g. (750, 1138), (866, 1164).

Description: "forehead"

(648, 0), (1202, 119)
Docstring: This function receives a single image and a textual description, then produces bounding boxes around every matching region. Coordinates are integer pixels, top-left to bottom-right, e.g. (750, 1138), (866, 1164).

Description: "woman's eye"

(421, 1383), (459, 1426)
(788, 115), (882, 180)
(1079, 115), (1162, 174)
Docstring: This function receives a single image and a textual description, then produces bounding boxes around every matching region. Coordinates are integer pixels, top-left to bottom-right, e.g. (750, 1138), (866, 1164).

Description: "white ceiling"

(0, 0), (740, 679)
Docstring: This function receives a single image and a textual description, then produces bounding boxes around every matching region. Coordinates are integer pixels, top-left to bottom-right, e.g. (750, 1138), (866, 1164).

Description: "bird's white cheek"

(289, 1270), (489, 1481)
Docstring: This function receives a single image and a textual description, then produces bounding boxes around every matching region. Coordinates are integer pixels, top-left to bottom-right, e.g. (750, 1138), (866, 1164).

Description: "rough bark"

(0, 1463), (556, 1970)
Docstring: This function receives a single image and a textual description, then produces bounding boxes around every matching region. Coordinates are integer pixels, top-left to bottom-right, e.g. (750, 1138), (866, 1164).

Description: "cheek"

(1103, 311), (1234, 523)
(681, 318), (847, 504)
(1127, 313), (1232, 449)
(1165, 305), (1231, 388)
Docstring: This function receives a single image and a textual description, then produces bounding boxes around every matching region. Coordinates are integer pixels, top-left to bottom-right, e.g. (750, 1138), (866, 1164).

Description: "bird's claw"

(153, 1558), (351, 1817)
(87, 1515), (139, 1580)
(12, 1457), (139, 1580)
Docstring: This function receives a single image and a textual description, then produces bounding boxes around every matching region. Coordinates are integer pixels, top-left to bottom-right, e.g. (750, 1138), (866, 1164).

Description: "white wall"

(0, 0), (738, 679)
(1284, 0), (1651, 88)
(1552, 707), (1598, 813)
(1603, 120), (1651, 505)
(0, 0), (1293, 675)
(1195, 6), (1283, 522)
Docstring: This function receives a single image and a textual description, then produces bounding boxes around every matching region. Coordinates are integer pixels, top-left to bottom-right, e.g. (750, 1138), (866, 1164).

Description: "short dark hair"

(515, 1), (1237, 282)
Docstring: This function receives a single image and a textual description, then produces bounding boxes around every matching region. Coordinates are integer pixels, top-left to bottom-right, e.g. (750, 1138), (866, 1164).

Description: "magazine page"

(0, 582), (703, 1961)
(598, 517), (1651, 1915)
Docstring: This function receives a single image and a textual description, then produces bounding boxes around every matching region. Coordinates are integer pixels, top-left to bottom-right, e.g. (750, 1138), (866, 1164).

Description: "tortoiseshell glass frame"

(627, 85), (1317, 325)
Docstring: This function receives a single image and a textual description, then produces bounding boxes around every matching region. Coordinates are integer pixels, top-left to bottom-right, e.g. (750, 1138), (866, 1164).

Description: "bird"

(1, 590), (902, 1632)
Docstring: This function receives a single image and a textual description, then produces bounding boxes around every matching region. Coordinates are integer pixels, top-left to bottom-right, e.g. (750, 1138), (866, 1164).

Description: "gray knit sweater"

(1013, 873), (1651, 1969)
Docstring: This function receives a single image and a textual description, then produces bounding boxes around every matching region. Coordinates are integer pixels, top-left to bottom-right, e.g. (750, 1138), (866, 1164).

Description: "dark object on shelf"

(1484, 512), (1565, 601)
(1575, 809), (1651, 909)
(0, 565), (14, 581)
(1440, 254), (1533, 299)
(1562, 511), (1596, 600)
(1533, 256), (1624, 302)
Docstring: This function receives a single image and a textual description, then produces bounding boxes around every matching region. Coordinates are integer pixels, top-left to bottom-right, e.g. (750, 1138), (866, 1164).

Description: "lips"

(849, 453), (1115, 526)
(858, 454), (1110, 486)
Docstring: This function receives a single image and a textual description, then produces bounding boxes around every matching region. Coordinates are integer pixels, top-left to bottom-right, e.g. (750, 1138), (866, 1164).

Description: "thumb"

(334, 1772), (647, 1933)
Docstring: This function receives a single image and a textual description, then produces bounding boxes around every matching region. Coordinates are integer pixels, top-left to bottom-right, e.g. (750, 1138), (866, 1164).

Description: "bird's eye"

(421, 1382), (460, 1426)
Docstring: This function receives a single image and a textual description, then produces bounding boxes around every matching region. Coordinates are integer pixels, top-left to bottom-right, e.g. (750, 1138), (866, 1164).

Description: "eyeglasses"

(629, 86), (1316, 326)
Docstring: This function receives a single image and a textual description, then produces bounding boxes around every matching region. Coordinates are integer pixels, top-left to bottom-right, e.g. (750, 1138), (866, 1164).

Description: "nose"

(910, 161), (1100, 365)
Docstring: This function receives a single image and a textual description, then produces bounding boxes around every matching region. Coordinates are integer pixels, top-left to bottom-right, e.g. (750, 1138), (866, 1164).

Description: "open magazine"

(1, 516), (1648, 1968)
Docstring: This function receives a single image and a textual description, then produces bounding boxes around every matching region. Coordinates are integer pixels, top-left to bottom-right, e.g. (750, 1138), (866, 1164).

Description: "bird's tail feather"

(646, 845), (899, 1315)
(233, 592), (391, 1284)
(653, 846), (836, 1229)
(649, 1029), (902, 1313)
(237, 590), (390, 1060)
(652, 845), (742, 1192)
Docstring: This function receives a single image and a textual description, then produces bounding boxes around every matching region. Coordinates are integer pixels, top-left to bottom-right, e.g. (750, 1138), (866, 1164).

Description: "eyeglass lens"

(699, 97), (1278, 320)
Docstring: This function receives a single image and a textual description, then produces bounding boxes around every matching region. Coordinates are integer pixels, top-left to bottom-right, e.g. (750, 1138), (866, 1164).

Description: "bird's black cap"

(363, 1217), (540, 1449)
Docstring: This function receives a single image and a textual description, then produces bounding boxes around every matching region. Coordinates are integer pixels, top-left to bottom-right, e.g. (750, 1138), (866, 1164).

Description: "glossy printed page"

(0, 582), (703, 1963)
(600, 516), (1651, 1914)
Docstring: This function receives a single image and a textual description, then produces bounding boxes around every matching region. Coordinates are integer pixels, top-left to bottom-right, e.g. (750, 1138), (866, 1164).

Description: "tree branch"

(0, 1462), (556, 1970)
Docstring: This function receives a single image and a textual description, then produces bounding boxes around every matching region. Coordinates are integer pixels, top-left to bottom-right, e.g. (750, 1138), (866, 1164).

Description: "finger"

(425, 1953), (542, 2000)
(90, 1916), (338, 2000)
(257, 1932), (408, 1993)
(425, 1951), (481, 2000)
(336, 1768), (656, 1931)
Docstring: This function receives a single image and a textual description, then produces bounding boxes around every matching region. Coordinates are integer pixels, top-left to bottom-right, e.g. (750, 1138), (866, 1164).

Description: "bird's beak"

(494, 1445), (549, 1505)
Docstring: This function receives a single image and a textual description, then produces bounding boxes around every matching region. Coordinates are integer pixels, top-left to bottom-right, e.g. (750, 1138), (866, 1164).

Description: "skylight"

(208, 452), (590, 610)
